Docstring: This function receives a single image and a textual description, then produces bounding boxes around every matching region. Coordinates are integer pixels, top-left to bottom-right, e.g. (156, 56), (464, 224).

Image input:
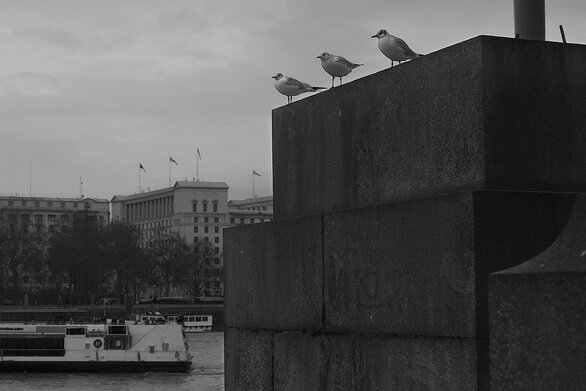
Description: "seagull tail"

(312, 87), (327, 91)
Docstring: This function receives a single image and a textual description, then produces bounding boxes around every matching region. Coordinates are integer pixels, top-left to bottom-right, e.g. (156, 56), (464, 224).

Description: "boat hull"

(0, 360), (192, 373)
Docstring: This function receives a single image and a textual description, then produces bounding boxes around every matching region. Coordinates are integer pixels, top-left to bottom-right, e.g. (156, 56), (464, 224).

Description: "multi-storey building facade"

(0, 196), (110, 231)
(111, 181), (273, 298)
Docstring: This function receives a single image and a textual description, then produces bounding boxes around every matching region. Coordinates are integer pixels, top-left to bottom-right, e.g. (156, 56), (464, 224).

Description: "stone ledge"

(272, 36), (586, 219)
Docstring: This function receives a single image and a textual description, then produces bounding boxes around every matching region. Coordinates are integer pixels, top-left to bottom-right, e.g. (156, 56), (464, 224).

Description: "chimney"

(514, 0), (545, 40)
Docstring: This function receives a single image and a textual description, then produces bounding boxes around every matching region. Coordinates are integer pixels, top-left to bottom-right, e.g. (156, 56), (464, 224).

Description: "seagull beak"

(371, 34), (377, 38)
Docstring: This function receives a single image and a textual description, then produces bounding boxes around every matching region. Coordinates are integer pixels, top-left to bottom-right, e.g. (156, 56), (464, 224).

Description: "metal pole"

(514, 0), (545, 40)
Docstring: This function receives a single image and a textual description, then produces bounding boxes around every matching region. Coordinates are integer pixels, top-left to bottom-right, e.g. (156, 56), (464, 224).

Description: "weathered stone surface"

(323, 191), (574, 337)
(225, 328), (272, 391)
(224, 215), (323, 330)
(272, 36), (586, 219)
(325, 333), (482, 391)
(490, 195), (586, 390)
(273, 331), (325, 391)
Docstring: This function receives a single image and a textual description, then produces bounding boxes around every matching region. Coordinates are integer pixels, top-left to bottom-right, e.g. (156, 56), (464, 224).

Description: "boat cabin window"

(108, 325), (128, 335)
(0, 337), (65, 356)
(66, 327), (86, 335)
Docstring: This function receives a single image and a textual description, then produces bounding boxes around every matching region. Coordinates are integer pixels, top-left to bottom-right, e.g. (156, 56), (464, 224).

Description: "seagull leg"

(391, 60), (394, 67)
(339, 77), (343, 86)
(331, 76), (335, 89)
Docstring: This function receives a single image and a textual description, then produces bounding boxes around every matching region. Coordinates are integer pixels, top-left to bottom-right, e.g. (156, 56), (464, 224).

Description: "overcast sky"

(0, 1), (584, 201)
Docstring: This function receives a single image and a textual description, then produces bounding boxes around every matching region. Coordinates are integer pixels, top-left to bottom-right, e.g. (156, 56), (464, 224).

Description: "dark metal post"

(514, 0), (545, 40)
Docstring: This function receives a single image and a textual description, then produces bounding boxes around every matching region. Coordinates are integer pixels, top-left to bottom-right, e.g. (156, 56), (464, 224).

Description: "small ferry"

(0, 322), (192, 372)
(167, 314), (213, 333)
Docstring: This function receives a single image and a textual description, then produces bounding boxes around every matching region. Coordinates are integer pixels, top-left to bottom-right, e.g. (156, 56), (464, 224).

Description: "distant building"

(111, 181), (273, 298)
(0, 196), (110, 232)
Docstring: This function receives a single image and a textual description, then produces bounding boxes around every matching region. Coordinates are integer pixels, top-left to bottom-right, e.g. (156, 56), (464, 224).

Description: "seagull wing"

(334, 56), (354, 68)
(392, 36), (417, 56)
(284, 76), (313, 91)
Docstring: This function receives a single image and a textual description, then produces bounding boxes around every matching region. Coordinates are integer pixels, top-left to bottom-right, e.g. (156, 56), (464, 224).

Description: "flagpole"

(252, 171), (255, 198)
(139, 165), (141, 193)
(168, 157), (171, 187)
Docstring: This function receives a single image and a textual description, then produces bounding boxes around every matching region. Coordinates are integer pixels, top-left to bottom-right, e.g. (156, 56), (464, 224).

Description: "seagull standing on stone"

(317, 52), (363, 88)
(371, 29), (423, 67)
(272, 73), (326, 104)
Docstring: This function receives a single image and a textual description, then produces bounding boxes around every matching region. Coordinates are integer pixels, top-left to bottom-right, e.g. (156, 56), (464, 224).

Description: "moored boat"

(0, 322), (192, 372)
(167, 314), (213, 333)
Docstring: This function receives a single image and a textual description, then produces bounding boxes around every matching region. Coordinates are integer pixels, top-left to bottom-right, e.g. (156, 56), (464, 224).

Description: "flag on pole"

(139, 163), (146, 172)
(197, 147), (201, 160)
(253, 170), (261, 177)
(169, 156), (178, 165)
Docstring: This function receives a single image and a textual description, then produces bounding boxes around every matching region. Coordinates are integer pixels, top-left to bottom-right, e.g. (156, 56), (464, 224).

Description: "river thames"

(0, 332), (224, 391)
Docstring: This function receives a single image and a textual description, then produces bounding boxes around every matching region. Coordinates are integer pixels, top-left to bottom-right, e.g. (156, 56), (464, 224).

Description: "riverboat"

(167, 314), (213, 333)
(0, 322), (192, 372)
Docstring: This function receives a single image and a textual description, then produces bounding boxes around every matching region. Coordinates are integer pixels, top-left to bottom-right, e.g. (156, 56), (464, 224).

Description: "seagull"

(317, 52), (363, 88)
(272, 73), (326, 104)
(371, 29), (422, 67)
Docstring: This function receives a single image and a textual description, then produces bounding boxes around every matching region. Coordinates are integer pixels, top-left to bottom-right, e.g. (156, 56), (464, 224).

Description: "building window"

(61, 214), (70, 222)
(202, 201), (208, 213)
(192, 201), (198, 213)
(8, 200), (13, 206)
(48, 201), (53, 207)
(193, 217), (198, 223)
(214, 237), (219, 244)
(21, 201), (27, 206)
(61, 202), (66, 208)
(84, 202), (91, 210)
(240, 218), (245, 224)
(194, 237), (198, 243)
(230, 218), (234, 224)
(214, 227), (219, 233)
(204, 226), (209, 233)
(204, 217), (208, 223)
(214, 248), (220, 255)
(34, 214), (43, 223)
(73, 203), (78, 208)
(194, 227), (198, 233)
(214, 217), (219, 223)
(35, 201), (40, 208)
(204, 237), (209, 243)
(213, 202), (218, 213)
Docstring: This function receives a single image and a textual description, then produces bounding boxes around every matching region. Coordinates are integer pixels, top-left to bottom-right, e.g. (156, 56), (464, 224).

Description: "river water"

(0, 332), (224, 391)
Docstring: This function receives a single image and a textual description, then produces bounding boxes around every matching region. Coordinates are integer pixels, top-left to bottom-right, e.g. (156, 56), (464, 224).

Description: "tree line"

(0, 215), (215, 305)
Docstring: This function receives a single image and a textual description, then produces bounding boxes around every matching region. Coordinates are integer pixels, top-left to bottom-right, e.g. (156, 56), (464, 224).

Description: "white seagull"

(371, 29), (423, 67)
(272, 73), (325, 104)
(317, 52), (363, 88)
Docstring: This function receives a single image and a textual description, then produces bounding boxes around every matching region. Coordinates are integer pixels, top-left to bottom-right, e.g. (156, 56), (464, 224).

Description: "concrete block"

(224, 215), (323, 330)
(325, 333), (482, 391)
(225, 328), (273, 391)
(490, 194), (586, 390)
(273, 331), (325, 391)
(272, 36), (586, 219)
(324, 191), (574, 337)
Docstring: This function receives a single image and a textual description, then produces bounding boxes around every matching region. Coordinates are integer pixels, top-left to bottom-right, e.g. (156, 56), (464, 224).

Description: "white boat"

(167, 314), (213, 333)
(0, 322), (192, 372)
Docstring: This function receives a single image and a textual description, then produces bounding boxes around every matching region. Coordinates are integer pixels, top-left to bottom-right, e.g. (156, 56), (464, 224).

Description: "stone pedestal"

(225, 35), (586, 390)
